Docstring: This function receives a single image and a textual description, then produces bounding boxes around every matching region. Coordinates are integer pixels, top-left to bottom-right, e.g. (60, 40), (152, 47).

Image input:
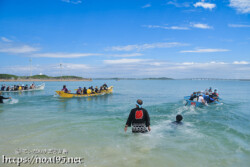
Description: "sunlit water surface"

(0, 80), (250, 167)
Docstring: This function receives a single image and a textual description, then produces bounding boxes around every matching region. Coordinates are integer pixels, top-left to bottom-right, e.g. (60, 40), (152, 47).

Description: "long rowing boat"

(56, 86), (113, 98)
(0, 83), (45, 93)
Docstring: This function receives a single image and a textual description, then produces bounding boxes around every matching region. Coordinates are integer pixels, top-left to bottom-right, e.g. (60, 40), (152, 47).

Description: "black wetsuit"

(95, 88), (98, 93)
(126, 107), (150, 133)
(172, 121), (183, 125)
(0, 96), (9, 103)
(189, 95), (197, 100)
(103, 84), (108, 90)
(83, 88), (87, 94)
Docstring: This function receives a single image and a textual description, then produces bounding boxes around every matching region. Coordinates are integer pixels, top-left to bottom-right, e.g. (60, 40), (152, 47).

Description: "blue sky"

(0, 0), (250, 78)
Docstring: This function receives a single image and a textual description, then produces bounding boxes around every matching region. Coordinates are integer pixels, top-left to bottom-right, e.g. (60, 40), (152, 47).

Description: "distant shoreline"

(0, 79), (92, 82)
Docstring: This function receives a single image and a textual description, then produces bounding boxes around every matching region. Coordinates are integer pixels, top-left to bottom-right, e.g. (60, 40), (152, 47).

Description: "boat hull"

(56, 86), (113, 98)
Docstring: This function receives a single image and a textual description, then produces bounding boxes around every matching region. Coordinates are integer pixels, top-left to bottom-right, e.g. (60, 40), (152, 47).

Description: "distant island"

(0, 74), (92, 82)
(94, 77), (174, 80)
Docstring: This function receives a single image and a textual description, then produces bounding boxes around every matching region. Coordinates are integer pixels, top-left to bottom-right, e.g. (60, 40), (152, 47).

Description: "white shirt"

(198, 96), (204, 103)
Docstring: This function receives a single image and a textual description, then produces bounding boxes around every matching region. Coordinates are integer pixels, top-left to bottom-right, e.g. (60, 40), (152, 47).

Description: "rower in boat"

(76, 87), (82, 94)
(62, 85), (70, 93)
(95, 86), (99, 93)
(1, 85), (6, 91)
(189, 92), (197, 100)
(83, 87), (87, 94)
(103, 83), (108, 90)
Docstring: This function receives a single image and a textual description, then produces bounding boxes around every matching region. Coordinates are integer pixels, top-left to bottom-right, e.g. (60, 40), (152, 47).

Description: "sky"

(0, 0), (250, 79)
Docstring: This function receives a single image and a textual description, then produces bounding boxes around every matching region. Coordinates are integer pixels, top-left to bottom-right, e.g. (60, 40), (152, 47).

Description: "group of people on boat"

(1, 83), (36, 92)
(189, 87), (219, 105)
(61, 83), (108, 94)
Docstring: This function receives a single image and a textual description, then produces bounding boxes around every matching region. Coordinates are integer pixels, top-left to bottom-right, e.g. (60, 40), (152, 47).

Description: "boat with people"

(0, 83), (45, 93)
(56, 84), (114, 98)
(184, 87), (222, 107)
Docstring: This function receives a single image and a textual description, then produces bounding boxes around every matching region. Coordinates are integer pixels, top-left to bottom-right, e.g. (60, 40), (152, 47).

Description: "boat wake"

(6, 98), (19, 104)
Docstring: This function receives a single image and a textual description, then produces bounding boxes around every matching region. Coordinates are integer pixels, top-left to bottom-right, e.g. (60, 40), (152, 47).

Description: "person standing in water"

(124, 99), (151, 133)
(0, 92), (11, 103)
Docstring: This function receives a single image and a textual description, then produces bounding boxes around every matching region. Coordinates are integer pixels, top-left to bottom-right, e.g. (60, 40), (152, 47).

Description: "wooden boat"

(0, 83), (45, 93)
(56, 86), (113, 98)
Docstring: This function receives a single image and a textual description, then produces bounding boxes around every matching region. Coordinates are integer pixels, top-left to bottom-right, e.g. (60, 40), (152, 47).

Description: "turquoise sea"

(0, 80), (250, 167)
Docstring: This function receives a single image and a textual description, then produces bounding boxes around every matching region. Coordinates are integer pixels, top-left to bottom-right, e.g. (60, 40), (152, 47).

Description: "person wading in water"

(0, 92), (11, 104)
(124, 99), (151, 133)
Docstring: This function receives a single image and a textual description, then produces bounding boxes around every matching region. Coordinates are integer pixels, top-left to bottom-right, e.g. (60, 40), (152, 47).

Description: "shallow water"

(0, 80), (250, 167)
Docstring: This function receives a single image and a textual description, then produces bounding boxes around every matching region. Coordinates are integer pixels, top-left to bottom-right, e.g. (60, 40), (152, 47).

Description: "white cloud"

(107, 53), (143, 57)
(1, 37), (12, 42)
(142, 4), (151, 8)
(229, 0), (250, 14)
(144, 23), (213, 30)
(0, 63), (90, 76)
(32, 53), (101, 58)
(143, 25), (189, 30)
(167, 1), (191, 8)
(233, 61), (249, 64)
(103, 59), (149, 64)
(2, 61), (250, 79)
(228, 24), (250, 28)
(0, 45), (39, 54)
(108, 42), (187, 51)
(62, 0), (82, 4)
(191, 23), (213, 29)
(61, 63), (90, 69)
(180, 48), (230, 53)
(194, 1), (216, 10)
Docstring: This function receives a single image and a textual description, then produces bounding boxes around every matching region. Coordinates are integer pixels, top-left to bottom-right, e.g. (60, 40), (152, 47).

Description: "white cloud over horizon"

(191, 23), (213, 29)
(1, 37), (12, 42)
(103, 58), (149, 64)
(1, 61), (250, 79)
(107, 42), (188, 51)
(233, 61), (249, 64)
(143, 25), (190, 30)
(193, 0), (216, 10)
(0, 45), (39, 54)
(107, 53), (143, 57)
(142, 4), (151, 8)
(228, 24), (250, 28)
(32, 53), (101, 58)
(167, 1), (191, 8)
(62, 0), (82, 4)
(143, 23), (213, 30)
(229, 0), (250, 14)
(180, 48), (230, 53)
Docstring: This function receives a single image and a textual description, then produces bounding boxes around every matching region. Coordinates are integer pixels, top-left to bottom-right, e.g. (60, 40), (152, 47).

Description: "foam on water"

(4, 98), (19, 104)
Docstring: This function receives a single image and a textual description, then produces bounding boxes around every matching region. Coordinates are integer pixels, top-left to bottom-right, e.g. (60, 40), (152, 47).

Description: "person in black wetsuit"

(0, 92), (11, 103)
(124, 99), (151, 133)
(103, 83), (108, 90)
(83, 87), (87, 94)
(1, 85), (6, 91)
(172, 114), (183, 125)
(189, 92), (197, 100)
(95, 86), (99, 93)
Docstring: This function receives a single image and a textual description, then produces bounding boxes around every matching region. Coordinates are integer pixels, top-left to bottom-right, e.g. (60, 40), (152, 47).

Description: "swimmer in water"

(172, 114), (183, 125)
